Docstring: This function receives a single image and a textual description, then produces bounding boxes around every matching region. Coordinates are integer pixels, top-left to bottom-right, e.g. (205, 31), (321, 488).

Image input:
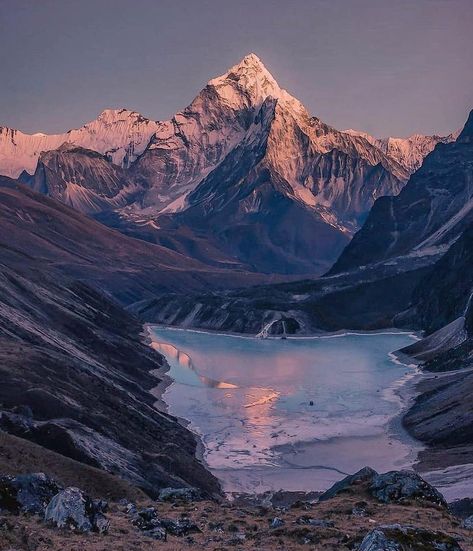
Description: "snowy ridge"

(344, 128), (457, 174)
(0, 108), (160, 178)
(0, 53), (448, 246)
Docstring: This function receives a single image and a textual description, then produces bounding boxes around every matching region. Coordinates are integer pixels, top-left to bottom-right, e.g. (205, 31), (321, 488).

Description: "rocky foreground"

(1, 464), (473, 551)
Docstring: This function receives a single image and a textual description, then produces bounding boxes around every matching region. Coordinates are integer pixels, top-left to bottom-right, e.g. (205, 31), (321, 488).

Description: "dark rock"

(359, 524), (462, 551)
(359, 529), (400, 551)
(295, 516), (334, 527)
(44, 487), (109, 533)
(124, 502), (137, 515)
(0, 472), (61, 515)
(318, 466), (377, 501)
(208, 521), (224, 532)
(130, 506), (167, 540)
(462, 515), (473, 530)
(370, 470), (447, 507)
(94, 512), (110, 534)
(449, 497), (473, 519)
(352, 506), (366, 517)
(145, 526), (167, 541)
(158, 487), (202, 502)
(160, 518), (201, 536)
(132, 507), (161, 531)
(270, 517), (284, 528)
(93, 498), (108, 513)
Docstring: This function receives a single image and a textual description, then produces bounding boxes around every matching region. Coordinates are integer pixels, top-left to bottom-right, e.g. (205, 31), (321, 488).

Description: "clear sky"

(1, 0), (472, 137)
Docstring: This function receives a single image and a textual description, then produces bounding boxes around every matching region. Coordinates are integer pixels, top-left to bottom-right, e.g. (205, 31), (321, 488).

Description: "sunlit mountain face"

(1, 54), (455, 276)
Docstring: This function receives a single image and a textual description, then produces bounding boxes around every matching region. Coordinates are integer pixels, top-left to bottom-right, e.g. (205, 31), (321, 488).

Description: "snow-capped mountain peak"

(208, 52), (283, 108)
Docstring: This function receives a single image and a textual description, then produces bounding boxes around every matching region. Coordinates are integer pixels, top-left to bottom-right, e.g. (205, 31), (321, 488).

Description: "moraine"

(148, 326), (424, 494)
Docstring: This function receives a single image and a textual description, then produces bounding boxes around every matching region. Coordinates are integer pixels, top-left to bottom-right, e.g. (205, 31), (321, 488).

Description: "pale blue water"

(149, 327), (422, 494)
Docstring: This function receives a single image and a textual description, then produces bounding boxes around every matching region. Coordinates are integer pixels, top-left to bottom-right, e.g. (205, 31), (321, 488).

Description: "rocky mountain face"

(1, 54), (420, 275)
(20, 143), (141, 214)
(0, 178), (221, 496)
(330, 111), (473, 275)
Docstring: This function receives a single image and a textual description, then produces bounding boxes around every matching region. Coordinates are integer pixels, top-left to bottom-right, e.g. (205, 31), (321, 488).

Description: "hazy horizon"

(1, 0), (472, 138)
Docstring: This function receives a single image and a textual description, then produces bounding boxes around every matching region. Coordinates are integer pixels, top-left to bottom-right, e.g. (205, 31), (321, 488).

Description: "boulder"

(359, 524), (462, 551)
(359, 529), (401, 551)
(270, 517), (284, 528)
(462, 515), (473, 530)
(370, 471), (447, 507)
(131, 506), (167, 540)
(44, 487), (109, 533)
(318, 466), (377, 501)
(0, 472), (61, 515)
(318, 468), (447, 508)
(295, 516), (334, 527)
(158, 487), (202, 502)
(161, 518), (201, 536)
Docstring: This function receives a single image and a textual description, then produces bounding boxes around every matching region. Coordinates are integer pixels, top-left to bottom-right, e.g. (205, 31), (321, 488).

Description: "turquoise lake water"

(149, 327), (422, 494)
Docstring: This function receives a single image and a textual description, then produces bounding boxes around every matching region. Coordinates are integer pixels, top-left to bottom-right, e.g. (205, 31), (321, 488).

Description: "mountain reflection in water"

(151, 341), (239, 389)
(149, 327), (421, 494)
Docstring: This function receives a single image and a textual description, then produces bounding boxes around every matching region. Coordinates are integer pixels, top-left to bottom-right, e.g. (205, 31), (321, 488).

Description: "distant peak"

(96, 108), (144, 123)
(458, 109), (473, 142)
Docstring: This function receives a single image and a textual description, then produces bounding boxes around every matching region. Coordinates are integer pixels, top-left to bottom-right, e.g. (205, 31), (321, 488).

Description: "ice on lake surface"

(149, 327), (422, 494)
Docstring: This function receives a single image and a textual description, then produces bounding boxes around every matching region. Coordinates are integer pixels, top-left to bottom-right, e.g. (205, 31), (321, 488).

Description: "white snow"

(344, 128), (456, 174)
(0, 109), (160, 178)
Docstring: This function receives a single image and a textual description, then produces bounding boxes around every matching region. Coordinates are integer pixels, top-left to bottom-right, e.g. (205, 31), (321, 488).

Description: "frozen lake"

(148, 327), (422, 494)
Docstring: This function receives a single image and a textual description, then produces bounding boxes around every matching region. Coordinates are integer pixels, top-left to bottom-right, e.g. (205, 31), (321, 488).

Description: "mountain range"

(0, 54), (456, 275)
(1, 53), (472, 498)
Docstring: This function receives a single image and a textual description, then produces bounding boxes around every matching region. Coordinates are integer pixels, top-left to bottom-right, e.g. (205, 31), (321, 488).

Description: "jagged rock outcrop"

(0, 473), (61, 515)
(318, 468), (446, 508)
(370, 471), (447, 507)
(318, 467), (377, 501)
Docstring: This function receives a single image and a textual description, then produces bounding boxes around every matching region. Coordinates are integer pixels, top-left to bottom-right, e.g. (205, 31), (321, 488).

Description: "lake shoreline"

(146, 324), (428, 495)
(143, 325), (211, 470)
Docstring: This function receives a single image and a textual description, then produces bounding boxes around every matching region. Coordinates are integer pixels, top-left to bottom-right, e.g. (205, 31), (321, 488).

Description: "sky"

(1, 0), (472, 138)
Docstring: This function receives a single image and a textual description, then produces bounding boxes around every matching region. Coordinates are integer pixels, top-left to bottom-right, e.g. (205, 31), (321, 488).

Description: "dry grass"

(0, 431), (146, 502)
(1, 491), (472, 551)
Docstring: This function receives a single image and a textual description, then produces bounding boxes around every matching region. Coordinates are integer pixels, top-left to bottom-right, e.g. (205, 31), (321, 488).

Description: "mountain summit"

(208, 53), (283, 105)
(0, 54), (458, 275)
